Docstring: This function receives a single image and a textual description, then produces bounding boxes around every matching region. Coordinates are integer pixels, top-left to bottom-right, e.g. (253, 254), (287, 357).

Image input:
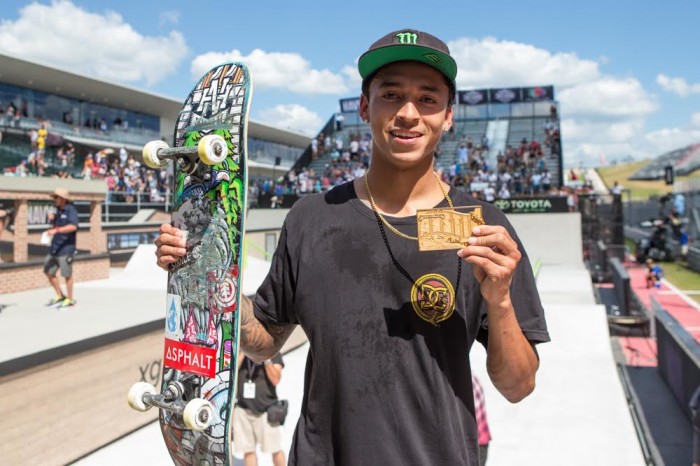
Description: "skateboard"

(128, 62), (252, 466)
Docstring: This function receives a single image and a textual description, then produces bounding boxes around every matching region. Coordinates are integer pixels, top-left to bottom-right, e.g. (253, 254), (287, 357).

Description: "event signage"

(341, 85), (555, 112)
(27, 201), (55, 225)
(493, 196), (568, 214)
(339, 97), (361, 113)
(458, 85), (555, 106)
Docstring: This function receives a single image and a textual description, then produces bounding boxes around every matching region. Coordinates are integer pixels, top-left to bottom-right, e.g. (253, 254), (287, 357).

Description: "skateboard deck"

(128, 62), (252, 466)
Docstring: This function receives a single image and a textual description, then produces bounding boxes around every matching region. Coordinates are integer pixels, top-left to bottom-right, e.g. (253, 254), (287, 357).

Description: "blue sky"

(1, 0), (699, 167)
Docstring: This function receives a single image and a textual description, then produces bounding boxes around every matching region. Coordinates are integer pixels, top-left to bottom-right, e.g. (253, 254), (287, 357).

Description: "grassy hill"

(597, 160), (699, 200)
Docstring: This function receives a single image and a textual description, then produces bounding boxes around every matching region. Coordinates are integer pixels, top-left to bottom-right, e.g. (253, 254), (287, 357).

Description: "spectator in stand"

(82, 153), (94, 179)
(15, 160), (28, 177)
(310, 138), (318, 160)
(541, 169), (552, 193)
(481, 134), (489, 151)
(349, 137), (360, 161)
(483, 183), (496, 203)
(457, 143), (469, 167)
(37, 124), (48, 157)
(498, 184), (511, 200)
(335, 112), (344, 131)
(119, 146), (128, 165)
(530, 171), (542, 195)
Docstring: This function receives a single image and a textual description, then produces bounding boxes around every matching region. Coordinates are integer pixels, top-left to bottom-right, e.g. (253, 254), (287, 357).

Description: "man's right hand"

(154, 223), (187, 270)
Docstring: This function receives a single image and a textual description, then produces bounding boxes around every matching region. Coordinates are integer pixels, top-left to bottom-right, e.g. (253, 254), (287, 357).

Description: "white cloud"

(657, 74), (700, 97)
(692, 113), (700, 128)
(341, 64), (362, 90)
(449, 37), (600, 89)
(258, 104), (322, 135)
(0, 0), (188, 86)
(558, 77), (658, 119)
(191, 49), (348, 95)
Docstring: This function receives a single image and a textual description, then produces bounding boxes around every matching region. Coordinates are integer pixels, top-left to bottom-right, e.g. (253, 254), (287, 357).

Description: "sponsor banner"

(339, 97), (361, 113)
(493, 197), (568, 214)
(341, 84), (554, 112)
(163, 338), (217, 378)
(458, 89), (488, 106)
(490, 87), (521, 104)
(523, 85), (554, 101)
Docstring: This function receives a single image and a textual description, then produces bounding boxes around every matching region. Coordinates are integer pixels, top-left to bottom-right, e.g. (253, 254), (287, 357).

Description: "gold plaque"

(416, 206), (485, 251)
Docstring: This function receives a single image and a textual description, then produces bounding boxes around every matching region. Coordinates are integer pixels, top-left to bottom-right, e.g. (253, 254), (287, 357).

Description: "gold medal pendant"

(417, 206), (485, 251)
(411, 273), (456, 325)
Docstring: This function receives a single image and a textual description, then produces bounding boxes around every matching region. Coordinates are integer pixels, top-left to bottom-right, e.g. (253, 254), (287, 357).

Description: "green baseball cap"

(358, 29), (457, 85)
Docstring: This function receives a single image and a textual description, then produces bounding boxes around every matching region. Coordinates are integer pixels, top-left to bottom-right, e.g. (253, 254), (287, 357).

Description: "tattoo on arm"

(239, 295), (294, 362)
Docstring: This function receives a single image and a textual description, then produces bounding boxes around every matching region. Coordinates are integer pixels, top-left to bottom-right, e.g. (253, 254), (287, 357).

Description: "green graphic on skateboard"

(128, 62), (252, 466)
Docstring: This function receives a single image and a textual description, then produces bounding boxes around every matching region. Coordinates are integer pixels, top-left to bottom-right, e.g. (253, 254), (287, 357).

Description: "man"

(233, 354), (286, 466)
(155, 29), (549, 464)
(45, 188), (79, 308)
(610, 180), (623, 196)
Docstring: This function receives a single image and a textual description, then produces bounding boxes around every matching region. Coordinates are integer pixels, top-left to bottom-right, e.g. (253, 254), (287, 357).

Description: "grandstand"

(630, 143), (700, 180)
(0, 51), (310, 183)
(292, 85), (564, 196)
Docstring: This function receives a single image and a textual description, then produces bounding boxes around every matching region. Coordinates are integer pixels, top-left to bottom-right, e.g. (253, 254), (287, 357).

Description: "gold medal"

(417, 206), (485, 251)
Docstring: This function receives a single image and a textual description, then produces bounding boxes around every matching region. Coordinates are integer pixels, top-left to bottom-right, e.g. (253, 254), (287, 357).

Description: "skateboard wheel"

(143, 140), (170, 169)
(183, 398), (215, 431)
(127, 382), (157, 412)
(198, 134), (228, 165)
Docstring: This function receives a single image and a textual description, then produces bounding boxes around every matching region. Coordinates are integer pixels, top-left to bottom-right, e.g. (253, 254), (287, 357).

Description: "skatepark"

(0, 208), (650, 466)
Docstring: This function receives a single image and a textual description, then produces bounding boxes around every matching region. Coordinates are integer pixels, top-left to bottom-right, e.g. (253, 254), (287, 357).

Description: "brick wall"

(0, 255), (110, 294)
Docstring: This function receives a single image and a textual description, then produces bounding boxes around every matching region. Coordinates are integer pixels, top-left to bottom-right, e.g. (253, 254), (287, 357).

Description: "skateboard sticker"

(163, 338), (217, 378)
(165, 293), (183, 340)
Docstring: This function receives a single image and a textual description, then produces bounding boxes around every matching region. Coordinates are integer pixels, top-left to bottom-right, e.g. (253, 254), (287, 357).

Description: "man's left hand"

(457, 225), (522, 304)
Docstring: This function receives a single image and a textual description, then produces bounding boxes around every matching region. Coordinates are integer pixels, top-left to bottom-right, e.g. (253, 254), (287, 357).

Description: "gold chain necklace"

(364, 171), (454, 241)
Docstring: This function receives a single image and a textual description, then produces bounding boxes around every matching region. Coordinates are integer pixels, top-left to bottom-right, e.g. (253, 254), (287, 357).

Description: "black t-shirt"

(236, 353), (284, 414)
(254, 181), (550, 465)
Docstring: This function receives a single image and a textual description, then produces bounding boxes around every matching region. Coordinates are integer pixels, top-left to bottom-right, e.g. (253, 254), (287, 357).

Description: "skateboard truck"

(142, 134), (228, 172)
(128, 381), (215, 431)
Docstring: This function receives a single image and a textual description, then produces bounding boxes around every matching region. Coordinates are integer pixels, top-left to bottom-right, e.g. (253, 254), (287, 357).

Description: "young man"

(155, 29), (549, 465)
(45, 188), (79, 308)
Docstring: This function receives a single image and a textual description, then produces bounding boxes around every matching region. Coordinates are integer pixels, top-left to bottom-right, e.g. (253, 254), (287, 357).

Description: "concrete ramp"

(471, 295), (645, 465)
(508, 212), (583, 267)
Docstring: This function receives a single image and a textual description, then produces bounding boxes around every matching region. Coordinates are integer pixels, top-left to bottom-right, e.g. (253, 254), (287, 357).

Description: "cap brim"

(358, 45), (457, 82)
